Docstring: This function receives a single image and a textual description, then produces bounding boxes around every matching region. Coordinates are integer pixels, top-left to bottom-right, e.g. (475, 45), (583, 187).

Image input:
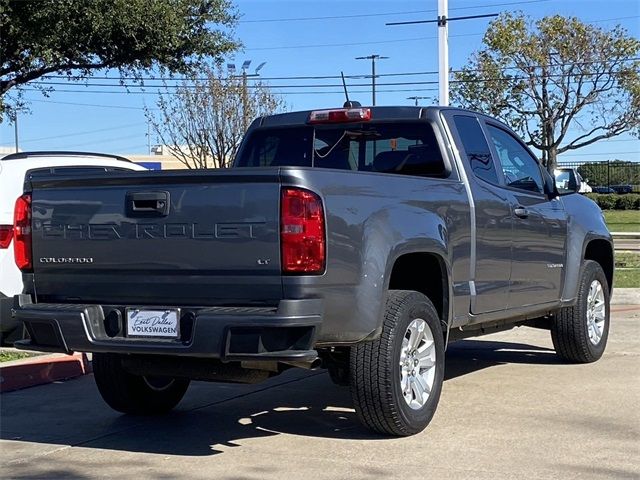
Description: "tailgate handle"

(126, 191), (170, 217)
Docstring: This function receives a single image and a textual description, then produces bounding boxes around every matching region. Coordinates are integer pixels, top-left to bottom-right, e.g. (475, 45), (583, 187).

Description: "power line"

(238, 0), (550, 23)
(39, 57), (639, 83)
(240, 14), (637, 49)
(62, 132), (143, 149)
(23, 86), (440, 95)
(31, 68), (639, 91)
(29, 98), (152, 111)
(244, 32), (482, 51)
(22, 122), (145, 143)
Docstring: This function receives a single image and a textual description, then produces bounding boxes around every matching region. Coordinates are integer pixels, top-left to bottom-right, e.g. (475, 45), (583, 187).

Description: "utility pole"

(146, 119), (151, 155)
(387, 7), (497, 107)
(438, 0), (449, 106)
(14, 111), (19, 153)
(355, 54), (389, 106)
(407, 96), (430, 106)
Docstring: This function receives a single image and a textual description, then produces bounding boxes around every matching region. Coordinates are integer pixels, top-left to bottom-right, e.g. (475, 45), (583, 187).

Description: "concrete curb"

(0, 352), (92, 393)
(611, 232), (640, 239)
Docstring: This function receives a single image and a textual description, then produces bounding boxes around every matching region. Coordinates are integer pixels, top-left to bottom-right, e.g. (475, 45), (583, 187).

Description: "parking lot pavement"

(1, 307), (638, 480)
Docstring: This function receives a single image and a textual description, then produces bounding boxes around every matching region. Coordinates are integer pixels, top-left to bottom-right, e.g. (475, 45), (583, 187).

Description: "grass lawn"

(615, 251), (640, 288)
(0, 351), (32, 363)
(604, 210), (640, 232)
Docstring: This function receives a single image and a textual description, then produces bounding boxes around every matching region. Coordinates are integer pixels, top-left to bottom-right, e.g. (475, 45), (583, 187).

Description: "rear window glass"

(236, 122), (446, 177)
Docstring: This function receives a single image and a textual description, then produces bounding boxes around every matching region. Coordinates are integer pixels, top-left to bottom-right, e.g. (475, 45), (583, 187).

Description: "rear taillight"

(281, 188), (325, 274)
(13, 194), (32, 271)
(0, 225), (12, 248)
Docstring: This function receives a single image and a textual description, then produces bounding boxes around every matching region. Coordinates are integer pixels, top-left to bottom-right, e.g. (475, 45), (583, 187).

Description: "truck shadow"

(1, 338), (561, 461)
(445, 339), (559, 380)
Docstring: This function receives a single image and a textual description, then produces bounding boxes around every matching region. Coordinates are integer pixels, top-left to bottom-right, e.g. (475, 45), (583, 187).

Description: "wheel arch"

(584, 238), (614, 295)
(387, 251), (451, 333)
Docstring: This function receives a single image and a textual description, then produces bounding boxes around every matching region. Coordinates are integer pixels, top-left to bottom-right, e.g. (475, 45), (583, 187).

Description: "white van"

(0, 151), (146, 344)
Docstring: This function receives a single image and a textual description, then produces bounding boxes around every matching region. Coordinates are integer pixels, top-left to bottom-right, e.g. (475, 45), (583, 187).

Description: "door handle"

(126, 191), (170, 217)
(514, 206), (529, 219)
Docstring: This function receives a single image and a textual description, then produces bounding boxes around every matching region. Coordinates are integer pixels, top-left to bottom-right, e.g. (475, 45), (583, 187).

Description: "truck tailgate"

(29, 170), (282, 305)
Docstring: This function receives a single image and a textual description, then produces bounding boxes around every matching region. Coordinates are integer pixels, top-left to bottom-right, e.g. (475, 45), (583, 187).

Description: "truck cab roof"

(254, 105), (482, 128)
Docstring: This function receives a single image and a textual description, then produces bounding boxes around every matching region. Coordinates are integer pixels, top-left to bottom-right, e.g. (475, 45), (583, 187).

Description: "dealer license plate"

(126, 308), (180, 339)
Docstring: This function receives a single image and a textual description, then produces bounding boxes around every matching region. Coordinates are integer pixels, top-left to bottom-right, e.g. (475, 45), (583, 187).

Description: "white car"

(0, 151), (146, 343)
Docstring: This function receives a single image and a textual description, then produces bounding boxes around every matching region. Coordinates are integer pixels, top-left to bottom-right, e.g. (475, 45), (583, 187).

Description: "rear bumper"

(0, 293), (18, 334)
(12, 295), (322, 363)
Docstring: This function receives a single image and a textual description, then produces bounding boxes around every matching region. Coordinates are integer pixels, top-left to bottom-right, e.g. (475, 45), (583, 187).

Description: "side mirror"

(552, 169), (579, 196)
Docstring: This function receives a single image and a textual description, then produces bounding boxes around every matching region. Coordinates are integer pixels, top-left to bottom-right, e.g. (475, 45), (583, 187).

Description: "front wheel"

(93, 353), (190, 415)
(551, 260), (610, 363)
(350, 290), (445, 436)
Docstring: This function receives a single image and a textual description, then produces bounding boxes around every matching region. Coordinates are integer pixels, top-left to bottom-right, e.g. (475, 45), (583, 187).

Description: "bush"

(597, 194), (617, 210)
(585, 193), (598, 204)
(584, 193), (640, 210)
(617, 194), (640, 210)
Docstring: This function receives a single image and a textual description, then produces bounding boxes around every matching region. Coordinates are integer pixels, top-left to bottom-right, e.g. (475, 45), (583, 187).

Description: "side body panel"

(279, 167), (471, 344)
(560, 193), (614, 302)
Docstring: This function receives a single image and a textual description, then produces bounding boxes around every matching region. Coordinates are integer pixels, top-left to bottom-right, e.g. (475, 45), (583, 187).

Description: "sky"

(0, 0), (638, 163)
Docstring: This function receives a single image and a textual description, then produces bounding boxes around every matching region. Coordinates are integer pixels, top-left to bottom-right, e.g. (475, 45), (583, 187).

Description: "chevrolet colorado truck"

(11, 106), (613, 436)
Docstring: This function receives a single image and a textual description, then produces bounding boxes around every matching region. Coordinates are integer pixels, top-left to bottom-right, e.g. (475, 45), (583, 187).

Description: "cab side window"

(453, 115), (499, 184)
(486, 125), (544, 194)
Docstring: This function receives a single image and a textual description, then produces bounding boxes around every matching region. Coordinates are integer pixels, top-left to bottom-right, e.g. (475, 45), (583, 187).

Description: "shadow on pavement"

(1, 338), (561, 459)
(445, 339), (559, 380)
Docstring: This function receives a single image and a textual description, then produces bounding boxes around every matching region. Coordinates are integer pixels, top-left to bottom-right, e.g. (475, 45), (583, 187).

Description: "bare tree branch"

(146, 66), (284, 169)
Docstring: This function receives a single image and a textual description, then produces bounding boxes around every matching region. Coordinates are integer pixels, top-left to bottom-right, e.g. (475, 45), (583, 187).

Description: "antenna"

(341, 71), (350, 103)
(341, 71), (361, 108)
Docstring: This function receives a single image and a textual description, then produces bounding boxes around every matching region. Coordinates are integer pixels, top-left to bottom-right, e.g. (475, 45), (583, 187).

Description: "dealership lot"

(1, 306), (638, 480)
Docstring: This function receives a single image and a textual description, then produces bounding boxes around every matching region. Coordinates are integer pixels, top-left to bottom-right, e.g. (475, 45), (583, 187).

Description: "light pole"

(437, 0), (449, 106)
(228, 60), (266, 131)
(355, 54), (388, 106)
(386, 3), (497, 107)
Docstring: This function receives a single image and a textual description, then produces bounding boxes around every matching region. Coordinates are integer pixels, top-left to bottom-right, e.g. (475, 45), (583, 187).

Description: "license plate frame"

(125, 308), (181, 339)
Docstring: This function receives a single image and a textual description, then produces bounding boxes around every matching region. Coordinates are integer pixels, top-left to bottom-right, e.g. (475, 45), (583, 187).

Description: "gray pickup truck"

(12, 105), (613, 436)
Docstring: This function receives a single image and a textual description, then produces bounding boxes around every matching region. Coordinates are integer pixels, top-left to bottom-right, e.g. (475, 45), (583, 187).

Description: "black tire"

(551, 260), (610, 363)
(349, 290), (445, 436)
(93, 353), (190, 415)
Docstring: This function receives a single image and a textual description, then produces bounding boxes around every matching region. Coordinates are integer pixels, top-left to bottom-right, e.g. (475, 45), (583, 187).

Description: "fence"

(557, 160), (640, 192)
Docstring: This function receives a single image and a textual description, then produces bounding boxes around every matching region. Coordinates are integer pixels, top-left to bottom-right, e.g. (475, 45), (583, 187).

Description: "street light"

(229, 60), (267, 131)
(355, 54), (389, 106)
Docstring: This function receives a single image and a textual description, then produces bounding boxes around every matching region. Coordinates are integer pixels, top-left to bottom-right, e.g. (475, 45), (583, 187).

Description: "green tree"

(146, 67), (285, 169)
(451, 14), (640, 172)
(0, 0), (238, 117)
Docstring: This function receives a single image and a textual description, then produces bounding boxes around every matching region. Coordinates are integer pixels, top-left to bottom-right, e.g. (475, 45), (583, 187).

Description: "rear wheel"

(350, 290), (445, 436)
(93, 353), (190, 415)
(551, 260), (610, 363)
